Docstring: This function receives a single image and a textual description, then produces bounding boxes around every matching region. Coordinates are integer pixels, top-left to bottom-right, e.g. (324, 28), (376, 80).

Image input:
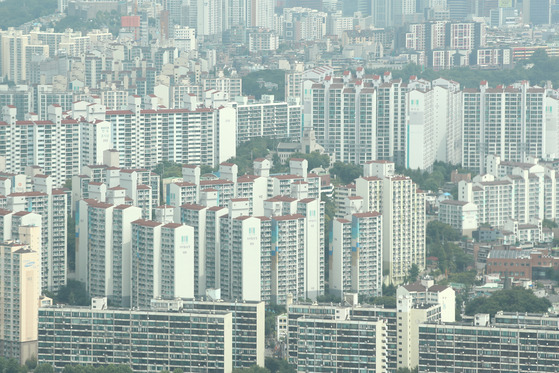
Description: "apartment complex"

(458, 156), (559, 229)
(0, 174), (67, 292)
(72, 163), (161, 218)
(462, 81), (548, 172)
(405, 21), (487, 69)
(76, 199), (197, 307)
(419, 312), (559, 372)
(38, 298), (234, 372)
(236, 97), (302, 144)
(305, 70), (462, 169)
(284, 288), (449, 373)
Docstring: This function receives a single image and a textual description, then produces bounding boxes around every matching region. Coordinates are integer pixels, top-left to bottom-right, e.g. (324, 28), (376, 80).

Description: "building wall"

(38, 307), (234, 372)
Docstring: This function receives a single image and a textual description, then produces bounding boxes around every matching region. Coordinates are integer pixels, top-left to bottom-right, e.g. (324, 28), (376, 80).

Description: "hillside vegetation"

(0, 0), (56, 29)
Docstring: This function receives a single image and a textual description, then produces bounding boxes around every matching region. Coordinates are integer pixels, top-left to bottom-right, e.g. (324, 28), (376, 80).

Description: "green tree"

(382, 283), (396, 296)
(426, 221), (461, 246)
(67, 214), (76, 271)
(265, 358), (296, 373)
(465, 288), (551, 317)
(542, 219), (558, 229)
(396, 368), (418, 373)
(289, 152), (330, 171)
(5, 359), (26, 373)
(56, 280), (90, 306)
(367, 296), (397, 308)
(0, 0), (57, 29)
(34, 364), (54, 373)
(152, 161), (183, 179)
(406, 264), (420, 283)
(316, 293), (342, 303)
(330, 162), (362, 184)
(242, 70), (286, 101)
(265, 304), (286, 338)
(24, 357), (37, 370)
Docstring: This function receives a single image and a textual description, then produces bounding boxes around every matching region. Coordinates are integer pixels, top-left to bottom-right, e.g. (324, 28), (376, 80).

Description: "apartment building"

(405, 21), (486, 69)
(406, 77), (463, 169)
(248, 31), (279, 52)
(219, 215), (262, 301)
(130, 220), (194, 308)
(285, 295), (445, 373)
(0, 105), (80, 188)
(459, 176), (514, 228)
(396, 278), (456, 322)
(0, 242), (40, 365)
(152, 298), (265, 369)
(462, 81), (547, 172)
(202, 76), (242, 99)
(330, 212), (383, 298)
(0, 29), (49, 83)
(279, 8), (328, 41)
(285, 65), (333, 102)
(235, 97), (302, 144)
(438, 199), (478, 236)
(306, 70), (378, 164)
(355, 161), (426, 285)
(306, 70), (461, 169)
(72, 163), (161, 219)
(419, 312), (559, 372)
(0, 175), (67, 292)
(38, 298), (234, 373)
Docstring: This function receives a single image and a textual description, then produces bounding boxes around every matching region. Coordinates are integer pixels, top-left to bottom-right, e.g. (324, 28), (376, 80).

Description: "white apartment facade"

(355, 161), (426, 285)
(438, 199), (478, 235)
(330, 212), (383, 298)
(0, 242), (40, 365)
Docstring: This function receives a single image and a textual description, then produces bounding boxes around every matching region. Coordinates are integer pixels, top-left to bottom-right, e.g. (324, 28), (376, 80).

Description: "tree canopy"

(289, 151), (330, 171)
(51, 11), (122, 35)
(152, 160), (183, 179)
(465, 288), (551, 317)
(227, 137), (284, 175)
(426, 221), (472, 273)
(265, 358), (296, 373)
(396, 161), (472, 193)
(242, 70), (286, 101)
(330, 161), (362, 185)
(52, 280), (90, 306)
(0, 0), (56, 29)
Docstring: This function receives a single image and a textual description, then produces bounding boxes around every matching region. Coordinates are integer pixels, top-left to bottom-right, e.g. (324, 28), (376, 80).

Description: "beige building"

(0, 241), (40, 364)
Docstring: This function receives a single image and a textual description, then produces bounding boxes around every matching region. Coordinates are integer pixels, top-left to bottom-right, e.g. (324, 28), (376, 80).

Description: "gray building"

(38, 297), (266, 372)
(419, 311), (559, 372)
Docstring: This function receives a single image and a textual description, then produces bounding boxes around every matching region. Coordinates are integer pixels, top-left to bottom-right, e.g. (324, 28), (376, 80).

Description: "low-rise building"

(438, 199), (478, 236)
(486, 248), (559, 280)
